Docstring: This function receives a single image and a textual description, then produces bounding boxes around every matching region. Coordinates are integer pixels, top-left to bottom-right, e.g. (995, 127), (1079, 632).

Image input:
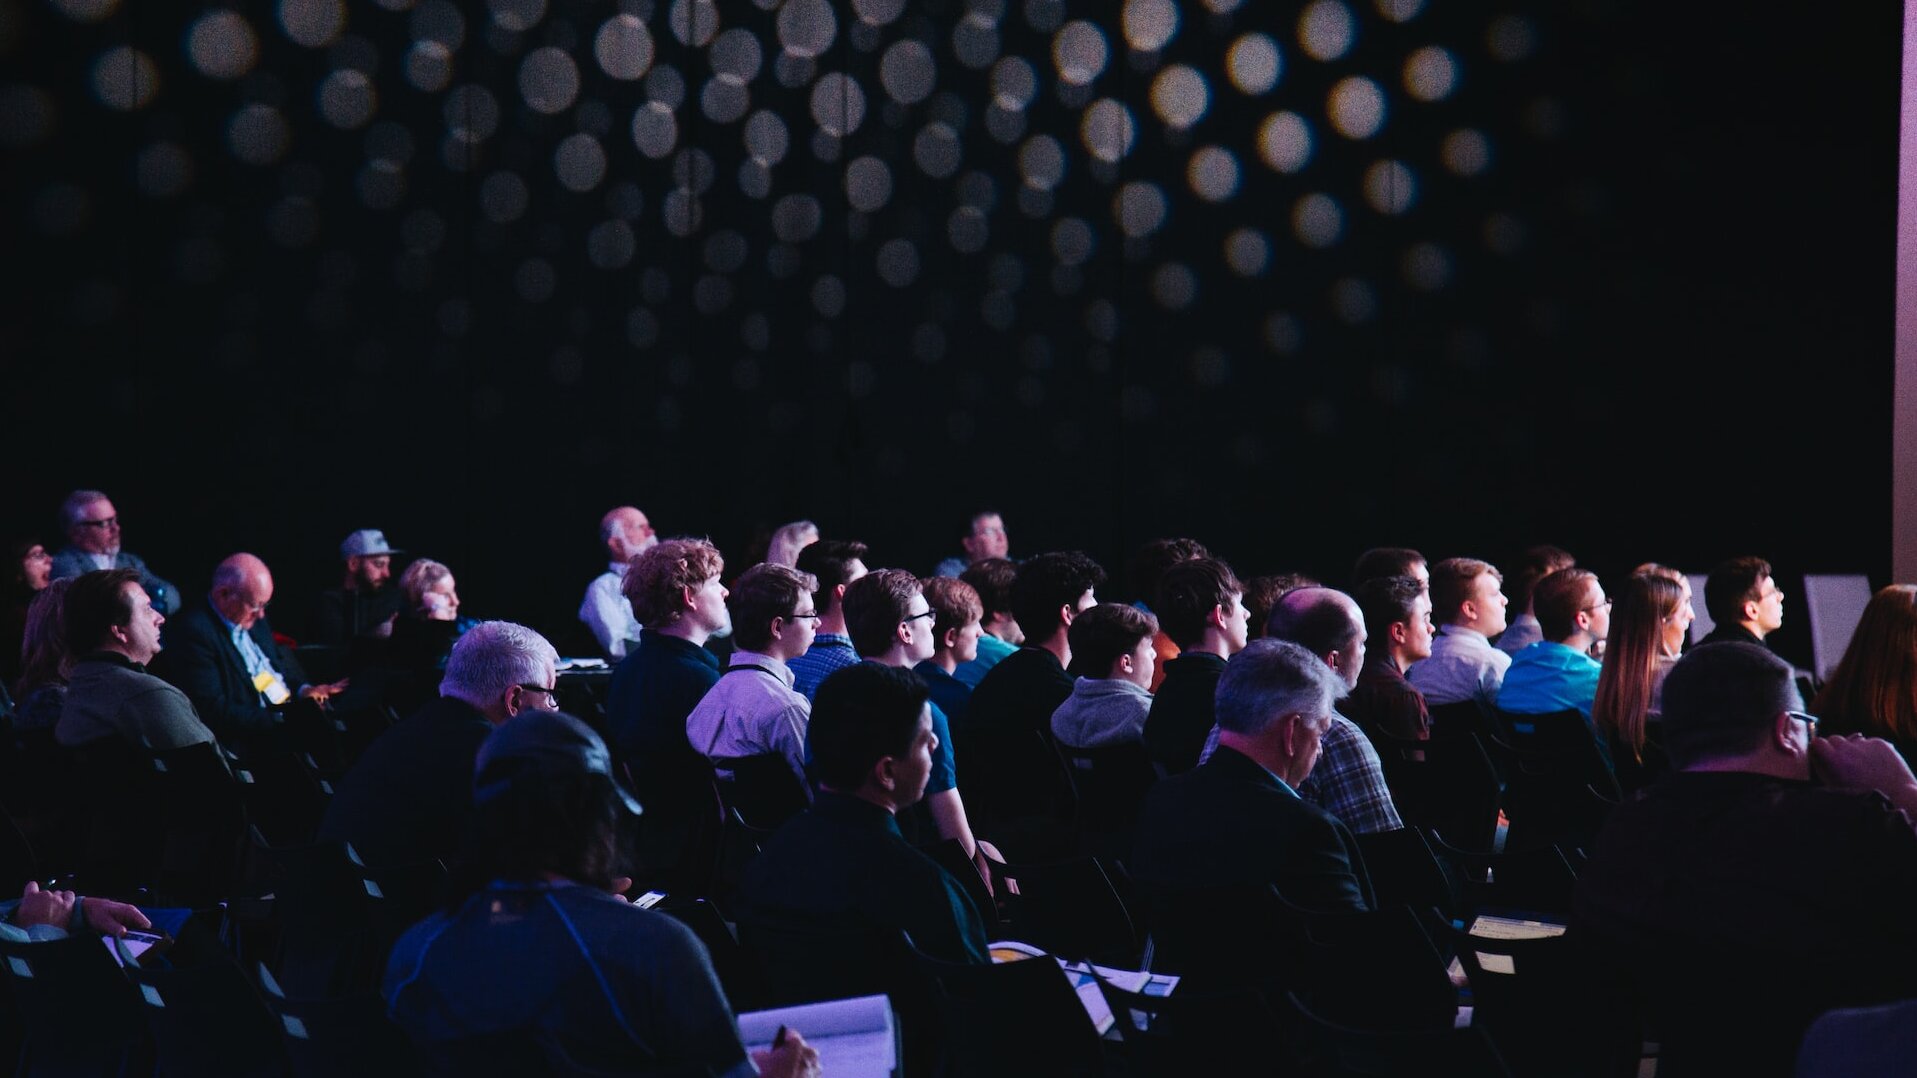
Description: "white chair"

(1802, 574), (1874, 683)
(1686, 574), (1715, 645)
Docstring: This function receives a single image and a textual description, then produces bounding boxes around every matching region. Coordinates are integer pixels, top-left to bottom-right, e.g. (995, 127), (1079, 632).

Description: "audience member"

(158, 553), (345, 748)
(1408, 557), (1511, 710)
(579, 506), (656, 661)
(385, 709), (819, 1078)
(1, 880), (152, 943)
(952, 557), (1021, 687)
(1812, 584), (1917, 766)
(1143, 557), (1250, 773)
(48, 490), (181, 614)
(1243, 572), (1319, 642)
(320, 621), (560, 868)
(1497, 544), (1576, 655)
(684, 563), (817, 790)
(1497, 567), (1609, 720)
(932, 509), (1010, 579)
(1700, 555), (1786, 649)
(1125, 538), (1210, 691)
(963, 550), (1105, 821)
(309, 529), (404, 647)
(765, 520), (820, 568)
(788, 539), (870, 701)
(2, 538), (52, 687)
(914, 576), (982, 725)
(1133, 639), (1373, 911)
(1257, 587), (1404, 834)
(737, 663), (990, 964)
(54, 569), (212, 750)
(842, 569), (990, 880)
(1572, 642), (1917, 1077)
(1345, 575), (1434, 741)
(379, 558), (471, 704)
(1592, 571), (1690, 790)
(11, 579), (72, 731)
(1351, 546), (1428, 591)
(1051, 603), (1158, 750)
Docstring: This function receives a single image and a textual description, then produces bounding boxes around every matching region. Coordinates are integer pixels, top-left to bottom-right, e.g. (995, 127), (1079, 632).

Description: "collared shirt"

(1496, 613), (1543, 655)
(214, 606), (284, 705)
(1497, 641), (1603, 719)
(1296, 712), (1404, 834)
(952, 632), (1016, 688)
(788, 633), (860, 702)
(1408, 625), (1512, 708)
(579, 563), (641, 661)
(1345, 654), (1431, 741)
(685, 651), (810, 783)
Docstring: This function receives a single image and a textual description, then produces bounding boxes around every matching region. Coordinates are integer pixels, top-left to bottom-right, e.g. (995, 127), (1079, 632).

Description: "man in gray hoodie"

(1052, 603), (1159, 749)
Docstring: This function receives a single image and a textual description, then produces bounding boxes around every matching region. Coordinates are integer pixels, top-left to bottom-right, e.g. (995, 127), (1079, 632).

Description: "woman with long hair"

(1593, 571), (1691, 792)
(1811, 584), (1917, 764)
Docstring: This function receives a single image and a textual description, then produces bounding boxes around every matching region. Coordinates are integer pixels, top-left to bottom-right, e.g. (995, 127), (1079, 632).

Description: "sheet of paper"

(1467, 914), (1567, 940)
(739, 994), (897, 1077)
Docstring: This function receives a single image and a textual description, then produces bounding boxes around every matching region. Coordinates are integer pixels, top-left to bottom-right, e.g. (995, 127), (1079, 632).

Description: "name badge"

(253, 670), (292, 705)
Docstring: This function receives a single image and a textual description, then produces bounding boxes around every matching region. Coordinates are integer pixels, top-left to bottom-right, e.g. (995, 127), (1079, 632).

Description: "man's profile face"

(1285, 708), (1333, 787)
(1223, 591), (1251, 654)
(689, 573), (730, 635)
(611, 510), (656, 559)
(70, 498), (121, 556)
(962, 514), (1009, 563)
(350, 554), (392, 591)
(1471, 572), (1509, 637)
(892, 704), (938, 808)
(216, 573), (274, 631)
(952, 617), (983, 664)
(902, 593), (937, 663)
(1335, 605), (1366, 691)
(1582, 582), (1612, 642)
(1753, 576), (1786, 634)
(118, 583), (165, 664)
(1402, 591), (1436, 662)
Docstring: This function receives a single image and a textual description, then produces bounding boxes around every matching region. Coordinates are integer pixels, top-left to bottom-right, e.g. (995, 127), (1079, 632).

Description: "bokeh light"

(187, 12), (260, 81)
(1298, 1), (1354, 62)
(1403, 47), (1457, 102)
(1327, 76), (1386, 139)
(1226, 34), (1281, 96)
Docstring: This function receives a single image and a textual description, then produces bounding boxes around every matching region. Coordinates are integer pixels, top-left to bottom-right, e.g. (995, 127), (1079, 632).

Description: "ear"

(1059, 603), (1077, 628)
(768, 616), (786, 642)
(1743, 599), (1762, 624)
(941, 626), (960, 651)
(1277, 714), (1301, 759)
(1770, 712), (1798, 753)
(871, 754), (899, 793)
(1390, 620), (1410, 646)
(1207, 603), (1227, 629)
(1458, 599), (1477, 624)
(1117, 652), (1136, 675)
(834, 582), (849, 605)
(680, 584), (698, 612)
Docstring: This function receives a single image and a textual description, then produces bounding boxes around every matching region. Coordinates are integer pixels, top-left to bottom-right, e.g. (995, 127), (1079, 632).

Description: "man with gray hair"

(48, 489), (181, 614)
(1131, 639), (1374, 912)
(579, 506), (656, 660)
(319, 621), (561, 868)
(1572, 642), (1917, 1076)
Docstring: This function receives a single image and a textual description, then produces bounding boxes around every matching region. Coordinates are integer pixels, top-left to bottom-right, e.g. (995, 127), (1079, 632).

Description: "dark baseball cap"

(474, 709), (643, 817)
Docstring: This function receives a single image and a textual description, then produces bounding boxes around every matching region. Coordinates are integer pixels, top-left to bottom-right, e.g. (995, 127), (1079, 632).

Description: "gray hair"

(1214, 638), (1345, 737)
(766, 520), (820, 567)
(400, 558), (451, 609)
(441, 621), (558, 705)
(60, 489), (110, 529)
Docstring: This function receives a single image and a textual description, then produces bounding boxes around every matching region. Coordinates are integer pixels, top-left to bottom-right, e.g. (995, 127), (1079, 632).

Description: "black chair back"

(0, 931), (149, 1076)
(122, 948), (288, 1077)
(1057, 739), (1160, 836)
(985, 854), (1137, 966)
(258, 963), (424, 1078)
(711, 753), (811, 830)
(903, 935), (1105, 1077)
(1094, 976), (1281, 1076)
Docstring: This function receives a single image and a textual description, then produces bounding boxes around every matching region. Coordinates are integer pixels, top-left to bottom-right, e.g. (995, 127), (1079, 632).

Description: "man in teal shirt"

(1497, 567), (1610, 719)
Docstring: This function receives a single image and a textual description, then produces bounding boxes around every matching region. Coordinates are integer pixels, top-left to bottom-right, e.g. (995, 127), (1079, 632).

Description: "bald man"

(158, 553), (347, 747)
(580, 506), (657, 660)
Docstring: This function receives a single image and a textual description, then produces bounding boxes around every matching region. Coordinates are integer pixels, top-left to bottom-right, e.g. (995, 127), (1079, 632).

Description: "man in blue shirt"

(788, 539), (869, 701)
(930, 509), (1009, 579)
(1497, 567), (1610, 719)
(954, 557), (1021, 687)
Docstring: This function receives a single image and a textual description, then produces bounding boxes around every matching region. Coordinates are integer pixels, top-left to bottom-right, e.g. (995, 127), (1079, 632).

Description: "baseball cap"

(474, 709), (644, 817)
(341, 529), (401, 558)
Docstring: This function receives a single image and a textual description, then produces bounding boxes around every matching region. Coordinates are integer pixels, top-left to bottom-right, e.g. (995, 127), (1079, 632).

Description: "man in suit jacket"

(1132, 638), (1375, 913)
(159, 553), (346, 747)
(47, 489), (181, 614)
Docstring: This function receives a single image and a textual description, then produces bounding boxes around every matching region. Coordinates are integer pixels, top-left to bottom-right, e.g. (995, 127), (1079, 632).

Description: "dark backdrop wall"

(1, 0), (1898, 665)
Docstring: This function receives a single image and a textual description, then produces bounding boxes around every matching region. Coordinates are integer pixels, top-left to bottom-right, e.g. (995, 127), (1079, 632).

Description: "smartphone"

(631, 890), (668, 909)
(104, 929), (172, 968)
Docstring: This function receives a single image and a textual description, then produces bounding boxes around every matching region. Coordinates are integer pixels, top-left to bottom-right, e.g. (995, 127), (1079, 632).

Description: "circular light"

(631, 102), (678, 158)
(1363, 159), (1415, 214)
(951, 12), (1001, 70)
(662, 190), (703, 236)
(1151, 263), (1196, 309)
(1226, 33), (1280, 95)
(188, 12), (259, 80)
(1442, 128), (1490, 174)
(1403, 46), (1456, 101)
(411, 0), (465, 48)
(853, 0), (906, 26)
(51, 0), (117, 23)
(1187, 145), (1240, 201)
(1114, 181), (1167, 237)
(227, 104), (289, 164)
(702, 77), (750, 123)
(1224, 228), (1270, 276)
(914, 121), (962, 177)
(1081, 98), (1135, 162)
(519, 47), (580, 114)
(810, 72), (866, 136)
(744, 109), (789, 164)
(1052, 20), (1108, 87)
(772, 194), (822, 242)
(487, 0), (545, 32)
(514, 258), (556, 303)
(1257, 111), (1312, 173)
(812, 275), (846, 317)
(318, 69), (376, 129)
(1484, 212), (1524, 254)
(555, 132), (606, 191)
(844, 155), (892, 212)
(947, 206), (989, 252)
(92, 47), (160, 111)
(356, 159), (405, 209)
(595, 15), (655, 80)
(877, 239), (920, 287)
(710, 28), (762, 80)
(1375, 0), (1424, 22)
(1018, 135), (1065, 191)
(1327, 76), (1385, 139)
(880, 39), (936, 104)
(778, 0), (838, 59)
(407, 41), (454, 92)
(480, 171), (529, 222)
(1149, 65), (1209, 130)
(444, 85), (499, 140)
(1121, 0), (1178, 52)
(1331, 278), (1376, 323)
(669, 0), (719, 47)
(1051, 217), (1094, 265)
(991, 56), (1037, 111)
(279, 0), (345, 48)
(1292, 193), (1343, 247)
(1297, 1), (1354, 62)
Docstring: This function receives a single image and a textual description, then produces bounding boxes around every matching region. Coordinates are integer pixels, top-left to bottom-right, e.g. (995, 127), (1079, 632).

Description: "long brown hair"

(1593, 572), (1685, 761)
(1811, 585), (1917, 743)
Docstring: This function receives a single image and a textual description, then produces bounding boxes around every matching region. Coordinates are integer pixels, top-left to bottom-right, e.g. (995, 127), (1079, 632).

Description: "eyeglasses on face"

(903, 610), (936, 625)
(77, 516), (118, 529)
(784, 610), (823, 622)
(1581, 597), (1613, 613)
(1786, 710), (1818, 739)
(517, 683), (560, 703)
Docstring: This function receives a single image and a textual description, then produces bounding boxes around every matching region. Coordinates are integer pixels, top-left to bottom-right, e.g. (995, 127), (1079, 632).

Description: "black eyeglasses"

(76, 516), (117, 529)
(1787, 710), (1818, 739)
(1581, 598), (1613, 613)
(904, 610), (936, 624)
(518, 683), (560, 702)
(784, 610), (823, 622)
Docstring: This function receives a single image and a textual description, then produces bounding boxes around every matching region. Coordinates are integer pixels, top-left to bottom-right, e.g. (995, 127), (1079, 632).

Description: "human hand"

(83, 898), (152, 938)
(15, 881), (76, 930)
(973, 839), (1005, 899)
(608, 876), (633, 898)
(750, 1030), (821, 1078)
(1812, 733), (1917, 800)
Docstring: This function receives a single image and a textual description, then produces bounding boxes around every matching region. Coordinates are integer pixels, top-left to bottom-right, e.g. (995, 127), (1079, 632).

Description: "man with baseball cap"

(1573, 642), (1917, 1076)
(309, 528), (405, 647)
(384, 706), (820, 1078)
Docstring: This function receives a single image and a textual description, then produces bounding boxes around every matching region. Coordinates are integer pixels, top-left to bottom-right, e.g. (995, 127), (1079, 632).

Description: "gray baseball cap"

(341, 529), (402, 558)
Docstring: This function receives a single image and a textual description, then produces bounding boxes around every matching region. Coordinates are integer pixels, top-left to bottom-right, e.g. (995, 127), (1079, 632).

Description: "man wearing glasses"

(48, 489), (182, 614)
(684, 563), (819, 801)
(1573, 642), (1917, 1076)
(1496, 567), (1611, 720)
(1700, 555), (1787, 650)
(320, 621), (560, 868)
